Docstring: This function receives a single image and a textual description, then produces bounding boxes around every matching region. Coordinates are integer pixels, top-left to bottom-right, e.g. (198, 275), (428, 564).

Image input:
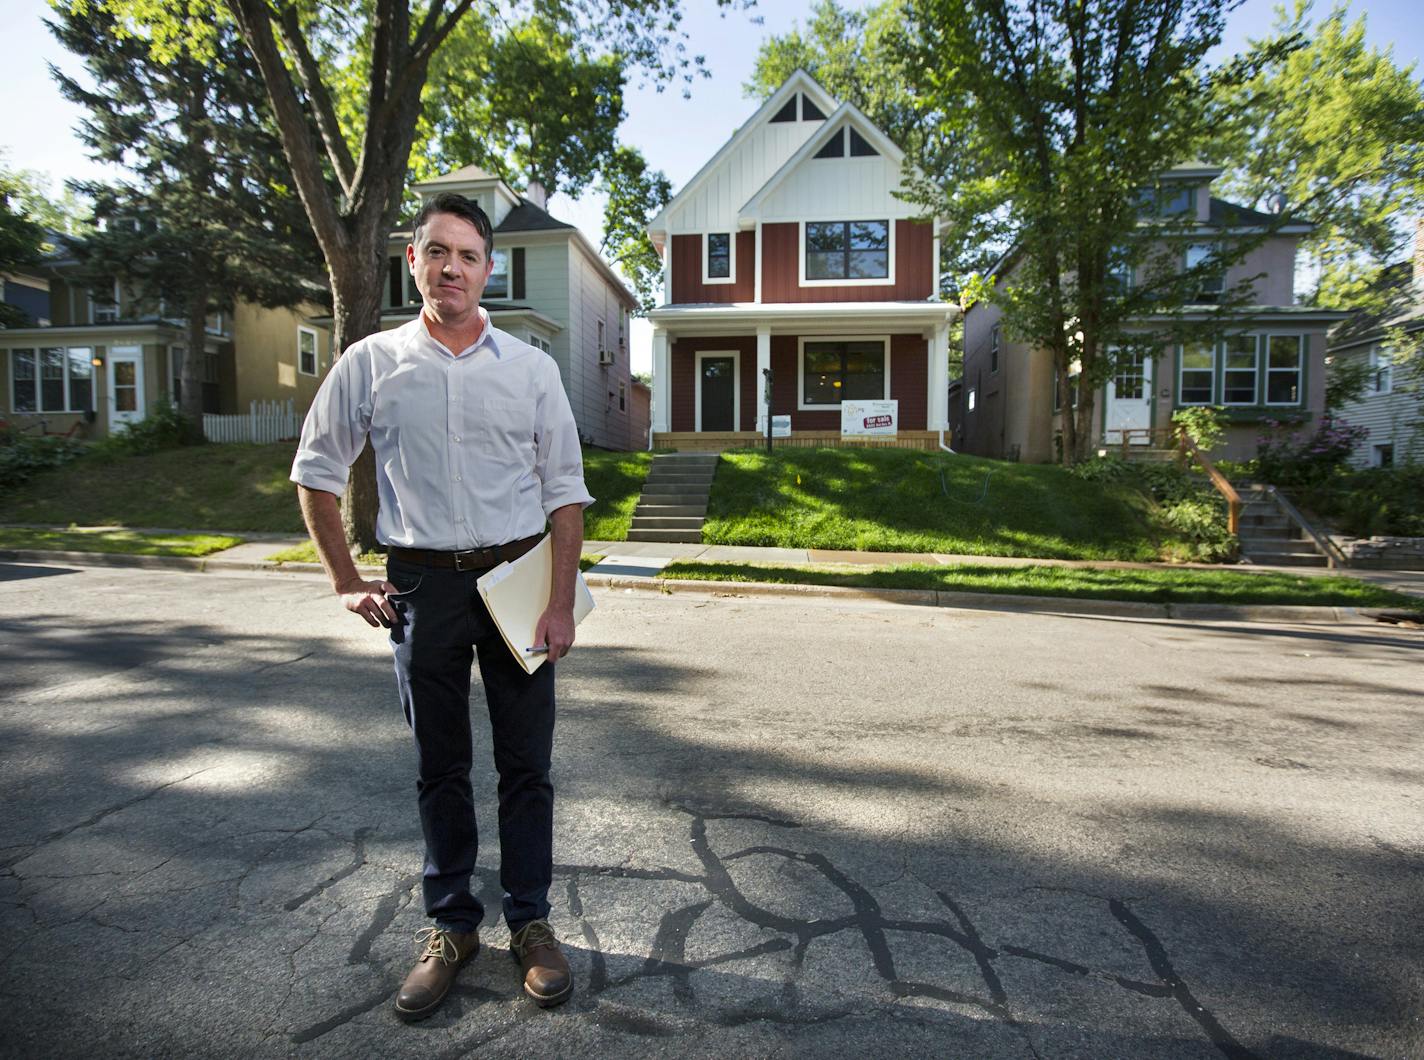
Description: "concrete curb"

(0, 549), (1376, 626)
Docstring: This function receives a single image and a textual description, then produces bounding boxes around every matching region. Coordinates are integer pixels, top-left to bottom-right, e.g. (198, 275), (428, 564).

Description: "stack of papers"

(476, 534), (595, 674)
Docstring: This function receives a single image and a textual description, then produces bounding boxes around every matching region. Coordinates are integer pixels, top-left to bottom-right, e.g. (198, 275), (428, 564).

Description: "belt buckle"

(453, 549), (478, 572)
(453, 547), (492, 572)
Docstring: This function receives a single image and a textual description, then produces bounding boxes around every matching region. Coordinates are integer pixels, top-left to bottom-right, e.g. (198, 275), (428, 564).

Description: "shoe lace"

(515, 920), (557, 954)
(415, 927), (460, 966)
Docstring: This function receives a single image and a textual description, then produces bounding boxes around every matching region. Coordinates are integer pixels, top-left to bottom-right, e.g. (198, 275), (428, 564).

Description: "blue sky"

(3, 0), (1421, 372)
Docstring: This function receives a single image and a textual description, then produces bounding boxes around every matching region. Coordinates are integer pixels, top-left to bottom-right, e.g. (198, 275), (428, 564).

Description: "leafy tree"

(0, 160), (49, 328)
(1208, 2), (1424, 310)
(49, 8), (321, 429)
(598, 146), (672, 312)
(898, 0), (1278, 462)
(76, 0), (748, 548)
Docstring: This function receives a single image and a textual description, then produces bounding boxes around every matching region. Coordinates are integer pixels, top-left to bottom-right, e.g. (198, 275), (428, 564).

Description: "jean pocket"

(385, 569), (425, 600)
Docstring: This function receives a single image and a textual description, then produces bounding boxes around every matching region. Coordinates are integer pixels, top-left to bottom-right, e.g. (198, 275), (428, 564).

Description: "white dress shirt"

(290, 312), (593, 550)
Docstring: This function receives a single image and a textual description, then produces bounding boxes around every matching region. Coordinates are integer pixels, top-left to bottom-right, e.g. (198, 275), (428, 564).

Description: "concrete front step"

(626, 528), (704, 543)
(645, 473), (717, 485)
(1239, 536), (1312, 551)
(640, 490), (711, 504)
(629, 516), (706, 531)
(634, 504), (707, 517)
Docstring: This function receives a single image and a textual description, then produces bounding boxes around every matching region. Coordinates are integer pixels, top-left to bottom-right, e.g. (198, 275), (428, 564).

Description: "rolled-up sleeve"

(290, 344), (372, 497)
(533, 358), (594, 516)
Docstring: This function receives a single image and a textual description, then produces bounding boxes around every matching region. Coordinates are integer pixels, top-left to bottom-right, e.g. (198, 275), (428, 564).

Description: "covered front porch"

(648, 301), (959, 452)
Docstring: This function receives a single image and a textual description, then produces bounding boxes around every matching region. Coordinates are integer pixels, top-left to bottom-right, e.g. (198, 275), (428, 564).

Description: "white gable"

(652, 70), (839, 240)
(744, 109), (913, 224)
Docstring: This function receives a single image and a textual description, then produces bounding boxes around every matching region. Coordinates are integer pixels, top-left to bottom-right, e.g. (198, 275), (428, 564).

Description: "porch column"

(755, 325), (771, 433)
(652, 326), (671, 434)
(927, 321), (950, 430)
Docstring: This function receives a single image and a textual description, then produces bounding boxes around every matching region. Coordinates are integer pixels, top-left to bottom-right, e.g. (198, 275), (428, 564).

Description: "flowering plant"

(1255, 415), (1368, 488)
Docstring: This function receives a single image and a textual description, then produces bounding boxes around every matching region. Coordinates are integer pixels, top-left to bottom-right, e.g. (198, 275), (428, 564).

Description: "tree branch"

(274, 4), (357, 198)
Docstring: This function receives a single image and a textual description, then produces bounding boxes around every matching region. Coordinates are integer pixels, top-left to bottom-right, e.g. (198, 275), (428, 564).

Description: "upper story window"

(1185, 243), (1224, 303)
(990, 325), (1001, 374)
(1135, 184), (1195, 217)
(90, 280), (119, 323)
(1369, 344), (1393, 394)
(813, 126), (879, 160)
(705, 233), (732, 281)
(1107, 245), (1133, 292)
(770, 93), (826, 123)
(486, 249), (509, 299)
(298, 326), (319, 376)
(804, 220), (890, 283)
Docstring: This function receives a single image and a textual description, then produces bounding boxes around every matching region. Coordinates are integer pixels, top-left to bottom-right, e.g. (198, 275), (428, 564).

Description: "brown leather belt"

(389, 533), (543, 572)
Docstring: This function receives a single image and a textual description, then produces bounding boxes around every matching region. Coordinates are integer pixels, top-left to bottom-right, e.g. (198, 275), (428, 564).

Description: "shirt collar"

(413, 307), (498, 360)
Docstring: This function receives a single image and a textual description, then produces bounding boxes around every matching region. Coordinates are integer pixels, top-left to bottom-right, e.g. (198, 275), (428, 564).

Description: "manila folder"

(475, 534), (594, 675)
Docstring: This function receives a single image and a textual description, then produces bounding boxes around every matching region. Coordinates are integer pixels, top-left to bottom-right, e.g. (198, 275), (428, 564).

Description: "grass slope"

(0, 528), (243, 557)
(703, 448), (1163, 560)
(2, 443), (651, 540)
(660, 560), (1420, 610)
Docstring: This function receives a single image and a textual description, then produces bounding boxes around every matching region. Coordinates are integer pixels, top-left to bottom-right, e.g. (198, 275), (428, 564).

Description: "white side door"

(1104, 351), (1153, 444)
(107, 346), (146, 429)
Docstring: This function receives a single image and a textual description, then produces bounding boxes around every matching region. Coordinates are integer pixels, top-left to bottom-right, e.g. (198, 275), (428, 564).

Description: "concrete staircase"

(1235, 484), (1329, 567)
(626, 453), (720, 543)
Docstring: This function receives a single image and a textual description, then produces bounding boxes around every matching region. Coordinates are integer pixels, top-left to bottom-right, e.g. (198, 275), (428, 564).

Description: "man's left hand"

(532, 604), (576, 660)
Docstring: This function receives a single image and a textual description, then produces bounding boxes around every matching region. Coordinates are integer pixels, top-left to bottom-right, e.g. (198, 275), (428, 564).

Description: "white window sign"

(841, 399), (898, 437)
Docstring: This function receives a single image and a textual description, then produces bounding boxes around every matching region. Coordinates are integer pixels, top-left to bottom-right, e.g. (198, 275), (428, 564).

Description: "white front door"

(107, 346), (146, 429)
(1104, 351), (1153, 444)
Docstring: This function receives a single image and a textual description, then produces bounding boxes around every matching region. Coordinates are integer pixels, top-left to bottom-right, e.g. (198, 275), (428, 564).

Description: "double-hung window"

(1369, 345), (1393, 394)
(1179, 341), (1216, 405)
(298, 327), (319, 376)
(989, 325), (1000, 374)
(1221, 335), (1258, 405)
(10, 347), (93, 413)
(485, 249), (509, 299)
(801, 339), (887, 407)
(705, 233), (732, 281)
(1185, 244), (1224, 303)
(804, 221), (890, 282)
(1266, 335), (1303, 405)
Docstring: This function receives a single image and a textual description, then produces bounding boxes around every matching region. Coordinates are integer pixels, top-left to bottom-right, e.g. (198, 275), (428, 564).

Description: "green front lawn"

(581, 449), (653, 540)
(266, 540), (606, 572)
(0, 527), (243, 557)
(703, 448), (1165, 560)
(659, 560), (1422, 610)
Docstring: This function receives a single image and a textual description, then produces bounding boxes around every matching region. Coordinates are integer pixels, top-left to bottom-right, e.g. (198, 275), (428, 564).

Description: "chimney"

(525, 180), (548, 210)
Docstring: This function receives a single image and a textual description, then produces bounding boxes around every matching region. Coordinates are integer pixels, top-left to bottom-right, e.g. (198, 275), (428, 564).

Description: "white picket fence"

(203, 400), (299, 444)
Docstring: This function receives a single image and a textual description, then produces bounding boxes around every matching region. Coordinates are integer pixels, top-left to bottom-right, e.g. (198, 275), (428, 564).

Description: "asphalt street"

(0, 560), (1420, 1058)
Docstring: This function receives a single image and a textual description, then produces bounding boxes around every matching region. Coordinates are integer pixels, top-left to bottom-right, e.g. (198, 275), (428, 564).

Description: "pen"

(526, 646), (549, 654)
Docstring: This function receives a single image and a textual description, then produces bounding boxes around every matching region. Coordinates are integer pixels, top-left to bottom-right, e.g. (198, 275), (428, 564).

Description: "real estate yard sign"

(841, 400), (898, 437)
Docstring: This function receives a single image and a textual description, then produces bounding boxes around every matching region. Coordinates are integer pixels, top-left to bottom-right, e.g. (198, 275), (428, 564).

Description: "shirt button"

(455, 475), (463, 482)
(452, 435), (462, 442)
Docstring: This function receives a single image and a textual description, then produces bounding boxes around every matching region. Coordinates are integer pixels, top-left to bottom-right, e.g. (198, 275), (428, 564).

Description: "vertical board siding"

(670, 231), (757, 304)
(761, 221), (933, 302)
(669, 336), (756, 432)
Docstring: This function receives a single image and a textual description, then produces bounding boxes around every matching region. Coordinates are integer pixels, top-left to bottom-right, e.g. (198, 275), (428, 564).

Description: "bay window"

(1221, 335), (1258, 405)
(1178, 341), (1215, 405)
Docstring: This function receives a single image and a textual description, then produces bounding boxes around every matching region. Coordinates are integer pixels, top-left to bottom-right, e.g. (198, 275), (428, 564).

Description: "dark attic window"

(801, 95), (826, 121)
(814, 129), (846, 159)
(771, 97), (798, 123)
(848, 127), (878, 157)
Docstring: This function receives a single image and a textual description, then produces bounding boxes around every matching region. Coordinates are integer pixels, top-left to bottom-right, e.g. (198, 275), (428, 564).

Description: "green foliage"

(0, 433), (88, 493)
(0, 527), (242, 557)
(581, 449), (654, 541)
(1255, 414), (1369, 489)
(1171, 405), (1226, 452)
(599, 147), (672, 312)
(1068, 457), (1236, 561)
(1295, 465), (1424, 538)
(93, 399), (197, 456)
(0, 157), (49, 326)
(1207, 2), (1424, 308)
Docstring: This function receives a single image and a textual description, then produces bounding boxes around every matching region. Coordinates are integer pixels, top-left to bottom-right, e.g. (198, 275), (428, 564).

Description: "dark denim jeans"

(387, 555), (556, 935)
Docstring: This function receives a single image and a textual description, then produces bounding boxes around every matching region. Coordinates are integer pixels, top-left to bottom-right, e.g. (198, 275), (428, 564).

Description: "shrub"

(1069, 456), (1236, 561)
(1256, 414), (1368, 489)
(94, 399), (199, 456)
(1307, 465), (1424, 538)
(1156, 497), (1238, 562)
(0, 433), (88, 493)
(1172, 405), (1227, 452)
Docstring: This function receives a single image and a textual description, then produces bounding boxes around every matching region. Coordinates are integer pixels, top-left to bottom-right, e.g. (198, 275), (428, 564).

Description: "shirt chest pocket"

(471, 397), (537, 469)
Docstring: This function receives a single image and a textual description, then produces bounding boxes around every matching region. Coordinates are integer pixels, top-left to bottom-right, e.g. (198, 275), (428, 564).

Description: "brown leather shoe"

(509, 919), (572, 1008)
(393, 926), (479, 1022)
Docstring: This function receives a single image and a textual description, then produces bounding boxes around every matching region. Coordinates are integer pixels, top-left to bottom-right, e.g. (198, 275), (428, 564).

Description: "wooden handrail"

(1179, 431), (1241, 535)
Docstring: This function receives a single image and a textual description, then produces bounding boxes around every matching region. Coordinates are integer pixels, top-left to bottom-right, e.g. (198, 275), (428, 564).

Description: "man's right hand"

(337, 577), (400, 628)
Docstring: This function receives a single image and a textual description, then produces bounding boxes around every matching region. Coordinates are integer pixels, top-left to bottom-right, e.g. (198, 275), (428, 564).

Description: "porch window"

(805, 221), (889, 281)
(706, 233), (731, 280)
(801, 339), (887, 406)
(485, 249), (509, 299)
(1266, 335), (1303, 405)
(1179, 341), (1215, 405)
(1222, 334), (1258, 405)
(298, 326), (318, 376)
(9, 347), (92, 413)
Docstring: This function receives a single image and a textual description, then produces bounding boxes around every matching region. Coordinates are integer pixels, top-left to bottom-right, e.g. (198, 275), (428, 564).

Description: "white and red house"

(646, 70), (957, 450)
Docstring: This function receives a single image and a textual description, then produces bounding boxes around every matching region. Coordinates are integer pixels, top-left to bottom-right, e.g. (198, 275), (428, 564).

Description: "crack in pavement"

(284, 826), (375, 911)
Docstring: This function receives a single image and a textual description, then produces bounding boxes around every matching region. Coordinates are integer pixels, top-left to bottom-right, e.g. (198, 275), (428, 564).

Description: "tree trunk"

(181, 283), (208, 437)
(1055, 346), (1077, 465)
(330, 245), (387, 554)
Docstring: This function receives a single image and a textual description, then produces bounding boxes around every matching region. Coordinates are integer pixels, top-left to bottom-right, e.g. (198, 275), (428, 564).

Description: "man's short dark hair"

(412, 193), (494, 258)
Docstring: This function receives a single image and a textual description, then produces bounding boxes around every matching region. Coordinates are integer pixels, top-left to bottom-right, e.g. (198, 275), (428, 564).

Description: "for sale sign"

(841, 399), (898, 437)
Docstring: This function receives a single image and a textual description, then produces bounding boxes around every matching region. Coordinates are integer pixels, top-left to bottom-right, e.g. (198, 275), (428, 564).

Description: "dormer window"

(703, 232), (735, 284)
(814, 126), (880, 160)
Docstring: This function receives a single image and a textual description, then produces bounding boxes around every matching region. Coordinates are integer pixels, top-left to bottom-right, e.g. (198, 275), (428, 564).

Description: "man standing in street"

(290, 192), (592, 1021)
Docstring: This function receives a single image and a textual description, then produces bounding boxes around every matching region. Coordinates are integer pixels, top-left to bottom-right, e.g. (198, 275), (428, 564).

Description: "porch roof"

(648, 300), (958, 335)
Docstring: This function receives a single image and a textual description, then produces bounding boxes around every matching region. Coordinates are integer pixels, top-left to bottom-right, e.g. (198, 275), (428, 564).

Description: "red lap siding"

(761, 220), (932, 303)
